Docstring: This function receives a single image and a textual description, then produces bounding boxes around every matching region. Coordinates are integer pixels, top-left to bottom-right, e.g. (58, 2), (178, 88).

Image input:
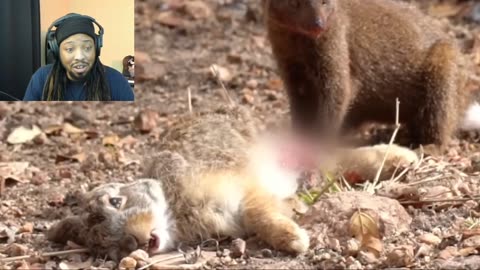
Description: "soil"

(1, 0), (480, 269)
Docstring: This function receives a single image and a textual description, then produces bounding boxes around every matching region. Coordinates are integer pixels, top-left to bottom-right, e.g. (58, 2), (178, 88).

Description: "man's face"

(59, 33), (96, 81)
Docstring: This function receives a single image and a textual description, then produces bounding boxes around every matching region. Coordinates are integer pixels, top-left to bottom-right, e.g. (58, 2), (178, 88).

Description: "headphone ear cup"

(95, 34), (102, 56)
(46, 32), (59, 64)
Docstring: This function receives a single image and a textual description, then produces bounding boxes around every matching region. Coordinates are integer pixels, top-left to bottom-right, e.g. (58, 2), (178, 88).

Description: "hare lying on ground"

(47, 105), (418, 261)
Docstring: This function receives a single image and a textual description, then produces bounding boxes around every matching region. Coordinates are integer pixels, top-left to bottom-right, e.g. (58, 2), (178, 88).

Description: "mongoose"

(46, 105), (420, 261)
(263, 0), (480, 148)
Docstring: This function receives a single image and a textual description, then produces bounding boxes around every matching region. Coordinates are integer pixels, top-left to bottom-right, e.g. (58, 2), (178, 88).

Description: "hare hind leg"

(241, 189), (310, 254)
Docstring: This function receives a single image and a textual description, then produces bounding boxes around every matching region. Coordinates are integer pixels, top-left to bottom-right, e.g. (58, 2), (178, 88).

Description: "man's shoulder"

(33, 64), (54, 78)
(104, 65), (125, 79)
(102, 65), (134, 101)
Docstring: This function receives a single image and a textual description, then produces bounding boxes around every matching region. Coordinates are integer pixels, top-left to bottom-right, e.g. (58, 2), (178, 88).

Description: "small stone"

(418, 233), (441, 246)
(98, 151), (116, 168)
(386, 245), (414, 267)
(222, 249), (230, 257)
(261, 248), (273, 258)
(221, 255), (232, 264)
(358, 251), (379, 265)
(6, 243), (29, 256)
(129, 249), (149, 261)
(346, 238), (360, 255)
(230, 238), (246, 258)
(15, 260), (30, 270)
(30, 171), (49, 185)
(210, 64), (233, 82)
(133, 110), (159, 133)
(33, 133), (48, 145)
(18, 222), (34, 234)
(136, 260), (148, 269)
(119, 256), (136, 270)
(438, 246), (459, 260)
(322, 253), (332, 261)
(241, 89), (255, 105)
(347, 258), (363, 270)
(246, 79), (258, 89)
(415, 244), (432, 257)
(103, 261), (117, 270)
(327, 238), (341, 251)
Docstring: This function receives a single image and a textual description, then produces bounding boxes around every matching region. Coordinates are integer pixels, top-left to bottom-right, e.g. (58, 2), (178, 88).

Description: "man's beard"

(67, 69), (90, 81)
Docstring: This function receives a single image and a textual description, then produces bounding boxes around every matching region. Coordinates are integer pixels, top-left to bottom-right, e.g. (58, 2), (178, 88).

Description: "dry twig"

(0, 248), (89, 263)
(365, 98), (401, 193)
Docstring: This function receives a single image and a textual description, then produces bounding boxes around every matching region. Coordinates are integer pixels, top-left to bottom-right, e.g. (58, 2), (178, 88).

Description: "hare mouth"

(149, 231), (160, 251)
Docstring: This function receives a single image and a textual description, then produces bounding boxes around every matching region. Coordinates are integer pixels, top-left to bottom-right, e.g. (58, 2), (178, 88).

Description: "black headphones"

(45, 13), (104, 64)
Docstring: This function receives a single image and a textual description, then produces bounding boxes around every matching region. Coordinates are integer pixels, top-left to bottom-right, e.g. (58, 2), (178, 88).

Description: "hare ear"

(143, 150), (189, 181)
(46, 215), (88, 246)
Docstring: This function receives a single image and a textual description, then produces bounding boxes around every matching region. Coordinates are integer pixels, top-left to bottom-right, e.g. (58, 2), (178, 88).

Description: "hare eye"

(109, 197), (123, 209)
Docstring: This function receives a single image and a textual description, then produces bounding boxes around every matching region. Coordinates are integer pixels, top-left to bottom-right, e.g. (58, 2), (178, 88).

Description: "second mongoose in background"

(263, 0), (480, 148)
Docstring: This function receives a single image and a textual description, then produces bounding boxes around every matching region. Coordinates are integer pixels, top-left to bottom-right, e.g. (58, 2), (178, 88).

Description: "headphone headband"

(45, 13), (104, 64)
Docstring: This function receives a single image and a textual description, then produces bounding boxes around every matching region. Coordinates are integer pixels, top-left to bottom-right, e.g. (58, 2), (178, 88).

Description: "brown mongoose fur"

(263, 0), (474, 148)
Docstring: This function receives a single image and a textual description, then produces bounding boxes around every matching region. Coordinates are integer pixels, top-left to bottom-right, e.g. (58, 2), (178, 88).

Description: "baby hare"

(47, 106), (419, 261)
(47, 106), (311, 261)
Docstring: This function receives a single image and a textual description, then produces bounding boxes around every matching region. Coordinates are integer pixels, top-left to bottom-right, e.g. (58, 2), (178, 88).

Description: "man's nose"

(73, 49), (86, 60)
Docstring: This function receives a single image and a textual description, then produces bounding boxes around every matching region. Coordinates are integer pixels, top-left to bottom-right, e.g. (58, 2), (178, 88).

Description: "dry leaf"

(55, 153), (87, 164)
(362, 235), (383, 257)
(62, 123), (84, 134)
(102, 135), (120, 146)
(463, 229), (480, 238)
(58, 257), (93, 270)
(418, 233), (442, 246)
(6, 125), (42, 144)
(463, 235), (480, 248)
(156, 11), (189, 28)
(43, 125), (63, 135)
(459, 247), (477, 257)
(0, 162), (29, 176)
(182, 1), (212, 20)
(349, 210), (380, 240)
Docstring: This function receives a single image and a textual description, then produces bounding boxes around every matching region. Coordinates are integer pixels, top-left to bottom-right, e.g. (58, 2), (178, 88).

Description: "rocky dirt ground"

(2, 0), (480, 269)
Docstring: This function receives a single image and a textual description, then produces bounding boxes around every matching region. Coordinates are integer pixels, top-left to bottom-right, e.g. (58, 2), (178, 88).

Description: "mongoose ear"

(46, 215), (88, 246)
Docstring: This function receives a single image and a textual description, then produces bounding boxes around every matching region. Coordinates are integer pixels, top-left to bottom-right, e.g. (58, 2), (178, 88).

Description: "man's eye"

(65, 48), (73, 53)
(109, 197), (123, 209)
(85, 46), (92, 51)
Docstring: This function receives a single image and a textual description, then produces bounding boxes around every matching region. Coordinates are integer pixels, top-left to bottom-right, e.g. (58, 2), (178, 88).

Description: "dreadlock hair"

(41, 57), (111, 101)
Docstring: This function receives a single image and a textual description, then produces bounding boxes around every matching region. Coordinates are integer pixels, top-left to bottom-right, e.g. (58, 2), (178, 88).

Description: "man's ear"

(46, 215), (88, 247)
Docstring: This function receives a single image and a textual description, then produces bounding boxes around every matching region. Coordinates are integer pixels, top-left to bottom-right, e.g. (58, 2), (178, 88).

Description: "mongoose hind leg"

(409, 41), (461, 148)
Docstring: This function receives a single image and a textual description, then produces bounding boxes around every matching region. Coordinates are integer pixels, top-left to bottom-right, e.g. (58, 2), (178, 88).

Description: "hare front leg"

(241, 190), (310, 254)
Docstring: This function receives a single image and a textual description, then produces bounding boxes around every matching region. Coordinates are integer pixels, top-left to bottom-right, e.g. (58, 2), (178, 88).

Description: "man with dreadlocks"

(23, 14), (134, 101)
